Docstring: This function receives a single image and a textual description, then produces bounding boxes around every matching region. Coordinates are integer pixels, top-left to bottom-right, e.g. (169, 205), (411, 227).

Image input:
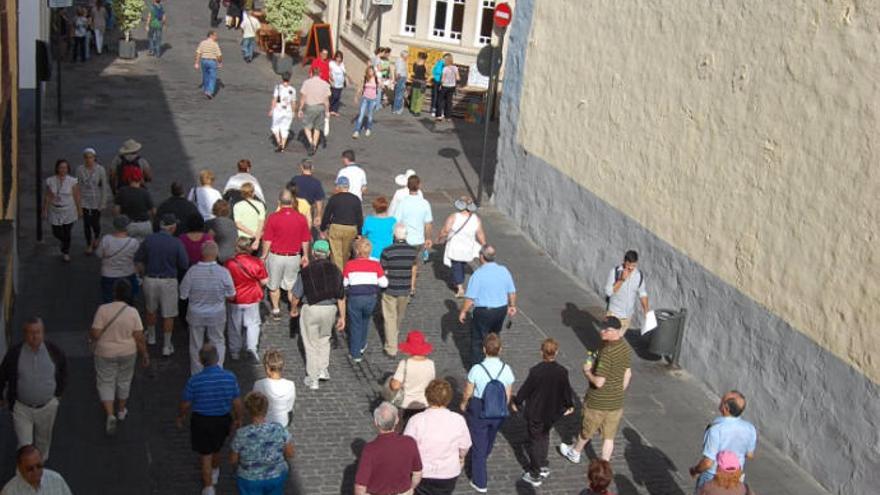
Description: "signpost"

(477, 2), (511, 206)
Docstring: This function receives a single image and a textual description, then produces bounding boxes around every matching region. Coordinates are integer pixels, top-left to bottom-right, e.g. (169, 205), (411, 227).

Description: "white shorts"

(266, 253), (301, 291)
(143, 277), (179, 318)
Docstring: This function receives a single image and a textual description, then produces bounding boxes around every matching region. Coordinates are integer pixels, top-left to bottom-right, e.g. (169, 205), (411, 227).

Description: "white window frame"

(399, 0), (418, 37)
(361, 0), (371, 21)
(474, 0), (495, 46)
(428, 0), (466, 44)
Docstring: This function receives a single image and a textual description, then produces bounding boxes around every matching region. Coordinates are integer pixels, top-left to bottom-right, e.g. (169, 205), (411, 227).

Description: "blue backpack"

(478, 363), (509, 419)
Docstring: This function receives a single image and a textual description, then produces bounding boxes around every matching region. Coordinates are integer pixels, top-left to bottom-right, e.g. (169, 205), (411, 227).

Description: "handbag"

(88, 304), (128, 354)
(382, 359), (408, 407)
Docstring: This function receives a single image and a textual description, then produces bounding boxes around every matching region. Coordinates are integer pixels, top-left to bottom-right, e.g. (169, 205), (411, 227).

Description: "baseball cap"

(336, 176), (350, 187)
(716, 451), (741, 472)
(312, 240), (330, 253)
(601, 316), (622, 331)
(160, 213), (179, 226)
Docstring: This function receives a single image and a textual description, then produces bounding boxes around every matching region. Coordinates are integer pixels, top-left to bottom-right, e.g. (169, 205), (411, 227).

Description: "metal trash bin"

(648, 308), (688, 365)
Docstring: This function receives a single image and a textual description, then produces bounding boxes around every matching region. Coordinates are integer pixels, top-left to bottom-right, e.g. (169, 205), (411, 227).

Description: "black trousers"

(471, 306), (507, 365)
(73, 36), (86, 62)
(526, 419), (552, 475)
(438, 86), (455, 119)
(415, 477), (458, 495)
(330, 87), (343, 112)
(82, 208), (101, 245)
(51, 223), (73, 254)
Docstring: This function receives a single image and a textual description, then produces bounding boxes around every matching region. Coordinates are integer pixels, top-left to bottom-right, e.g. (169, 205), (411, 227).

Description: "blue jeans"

(353, 97), (379, 133)
(236, 472), (287, 495)
(201, 59), (218, 96)
(466, 398), (505, 489)
(241, 37), (255, 61)
(347, 295), (376, 358)
(148, 27), (163, 56)
(101, 274), (140, 304)
(393, 78), (406, 112)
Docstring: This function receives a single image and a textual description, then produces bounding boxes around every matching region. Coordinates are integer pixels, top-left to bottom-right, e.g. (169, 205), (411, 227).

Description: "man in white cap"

(110, 138), (153, 194)
(388, 169), (422, 215)
(75, 147), (109, 254)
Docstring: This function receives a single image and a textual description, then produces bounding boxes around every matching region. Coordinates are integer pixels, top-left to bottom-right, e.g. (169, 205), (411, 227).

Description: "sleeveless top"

(443, 212), (481, 266)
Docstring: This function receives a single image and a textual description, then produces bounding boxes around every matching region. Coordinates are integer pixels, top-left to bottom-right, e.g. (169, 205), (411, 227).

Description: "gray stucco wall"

(494, 1), (880, 493)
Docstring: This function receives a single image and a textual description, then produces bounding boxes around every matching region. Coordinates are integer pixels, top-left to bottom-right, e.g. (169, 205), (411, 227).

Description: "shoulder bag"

(88, 304), (128, 354)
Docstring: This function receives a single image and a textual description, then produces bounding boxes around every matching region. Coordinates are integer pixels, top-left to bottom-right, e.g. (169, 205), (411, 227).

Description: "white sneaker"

(469, 480), (487, 493)
(318, 369), (330, 381)
(303, 376), (319, 390)
(352, 131), (359, 139)
(105, 415), (118, 435)
(201, 487), (215, 495)
(117, 409), (128, 421)
(558, 442), (581, 464)
(365, 129), (371, 137)
(211, 467), (219, 485)
(146, 328), (156, 345)
(162, 342), (174, 357)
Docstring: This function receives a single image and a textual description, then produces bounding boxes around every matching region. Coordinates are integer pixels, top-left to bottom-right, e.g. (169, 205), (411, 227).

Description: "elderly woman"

(252, 349), (296, 428)
(697, 451), (755, 495)
(404, 379), (472, 495)
(206, 199), (237, 263)
(233, 182), (266, 249)
(43, 159), (82, 262)
(96, 215), (141, 303)
(389, 331), (436, 426)
(362, 196), (396, 260)
(342, 238), (388, 362)
(75, 147), (109, 254)
(89, 279), (149, 435)
(230, 391), (295, 495)
(180, 215), (214, 267)
(437, 196), (486, 298)
(188, 169), (223, 221)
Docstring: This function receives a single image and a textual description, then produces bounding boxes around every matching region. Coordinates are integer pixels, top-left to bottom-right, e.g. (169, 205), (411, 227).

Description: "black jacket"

(0, 341), (68, 411)
(513, 361), (576, 424)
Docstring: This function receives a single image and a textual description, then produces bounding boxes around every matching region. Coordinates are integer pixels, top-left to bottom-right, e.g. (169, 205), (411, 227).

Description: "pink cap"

(716, 451), (741, 472)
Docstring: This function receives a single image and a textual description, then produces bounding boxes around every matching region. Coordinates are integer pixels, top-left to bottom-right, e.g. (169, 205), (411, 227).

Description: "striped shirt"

(75, 164), (108, 210)
(196, 38), (222, 60)
(585, 339), (632, 411)
(343, 258), (388, 296)
(180, 261), (236, 325)
(183, 365), (240, 416)
(380, 241), (418, 296)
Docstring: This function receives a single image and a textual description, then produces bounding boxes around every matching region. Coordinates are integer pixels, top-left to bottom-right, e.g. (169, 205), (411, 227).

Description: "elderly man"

(222, 159), (265, 203)
(379, 223), (418, 357)
(355, 401), (423, 495)
(180, 241), (236, 375)
(0, 318), (68, 462)
(194, 31), (223, 99)
(291, 240), (345, 390)
(604, 250), (650, 332)
(1, 445), (72, 495)
(225, 237), (269, 363)
(458, 245), (517, 365)
(689, 390), (758, 491)
(389, 174), (432, 293)
(113, 167), (154, 241)
(109, 138), (153, 194)
(320, 176), (363, 271)
(176, 343), (243, 495)
(560, 316), (632, 463)
(298, 67), (331, 156)
(136, 213), (190, 355)
(261, 189), (311, 320)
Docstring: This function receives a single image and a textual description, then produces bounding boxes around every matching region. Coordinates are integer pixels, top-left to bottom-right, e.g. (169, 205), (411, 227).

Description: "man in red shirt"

(355, 401), (422, 495)
(261, 190), (311, 320)
(225, 237), (269, 362)
(310, 48), (331, 82)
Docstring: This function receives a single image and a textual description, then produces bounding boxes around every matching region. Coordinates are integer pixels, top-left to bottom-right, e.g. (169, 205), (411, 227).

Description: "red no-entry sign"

(494, 2), (512, 29)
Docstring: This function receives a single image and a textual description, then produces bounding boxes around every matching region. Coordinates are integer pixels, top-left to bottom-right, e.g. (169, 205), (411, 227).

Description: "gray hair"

(279, 189), (294, 206)
(199, 343), (220, 367)
(373, 401), (399, 432)
(201, 240), (220, 260)
(393, 223), (407, 241)
(480, 244), (496, 262)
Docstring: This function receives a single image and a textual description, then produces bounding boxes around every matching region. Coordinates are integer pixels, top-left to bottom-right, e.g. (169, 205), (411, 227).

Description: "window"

(400, 0), (418, 36)
(430, 0), (465, 42)
(361, 0), (370, 20)
(476, 0), (495, 45)
(345, 0), (352, 22)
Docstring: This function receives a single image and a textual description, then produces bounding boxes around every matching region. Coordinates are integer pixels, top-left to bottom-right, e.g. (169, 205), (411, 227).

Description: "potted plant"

(113, 0), (145, 59)
(265, 0), (308, 74)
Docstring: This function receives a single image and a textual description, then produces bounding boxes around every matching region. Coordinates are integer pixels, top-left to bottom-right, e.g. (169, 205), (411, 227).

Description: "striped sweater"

(343, 258), (388, 296)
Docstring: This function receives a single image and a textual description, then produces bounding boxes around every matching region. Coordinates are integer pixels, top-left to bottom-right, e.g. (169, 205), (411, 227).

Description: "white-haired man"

(354, 402), (423, 495)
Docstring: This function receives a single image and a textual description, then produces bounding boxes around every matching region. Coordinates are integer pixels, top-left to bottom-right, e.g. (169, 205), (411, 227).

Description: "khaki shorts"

(266, 253), (301, 291)
(143, 277), (179, 318)
(302, 104), (325, 130)
(580, 406), (624, 441)
(605, 311), (630, 333)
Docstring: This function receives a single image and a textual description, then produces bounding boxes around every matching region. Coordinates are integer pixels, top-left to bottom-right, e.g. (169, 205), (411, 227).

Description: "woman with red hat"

(389, 330), (436, 427)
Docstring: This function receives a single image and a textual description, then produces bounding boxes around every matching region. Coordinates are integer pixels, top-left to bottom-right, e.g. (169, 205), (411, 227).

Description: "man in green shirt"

(559, 316), (632, 463)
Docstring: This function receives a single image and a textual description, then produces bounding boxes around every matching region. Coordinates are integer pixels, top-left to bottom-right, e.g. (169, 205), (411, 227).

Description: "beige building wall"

(516, 0), (880, 383)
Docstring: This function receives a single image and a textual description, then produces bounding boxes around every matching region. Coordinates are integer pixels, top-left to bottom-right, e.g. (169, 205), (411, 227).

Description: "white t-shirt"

(337, 165), (367, 200)
(329, 61), (346, 89)
(253, 377), (296, 427)
(241, 14), (260, 38)
(96, 235), (140, 278)
(188, 185), (223, 220)
(274, 84), (296, 110)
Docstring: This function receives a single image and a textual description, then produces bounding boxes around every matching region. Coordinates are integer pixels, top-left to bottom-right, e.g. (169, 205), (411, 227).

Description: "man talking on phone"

(604, 250), (649, 332)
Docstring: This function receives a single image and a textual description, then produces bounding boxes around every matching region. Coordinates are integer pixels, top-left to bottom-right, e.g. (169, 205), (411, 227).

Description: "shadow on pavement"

(340, 438), (366, 495)
(561, 302), (603, 352)
(622, 427), (685, 495)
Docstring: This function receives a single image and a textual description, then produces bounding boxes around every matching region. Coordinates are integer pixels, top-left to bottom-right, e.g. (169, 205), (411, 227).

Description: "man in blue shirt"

(458, 245), (517, 365)
(176, 343), (242, 495)
(689, 390), (757, 491)
(135, 214), (189, 356)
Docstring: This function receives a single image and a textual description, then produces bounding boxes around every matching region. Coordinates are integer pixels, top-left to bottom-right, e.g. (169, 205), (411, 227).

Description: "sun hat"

(312, 239), (331, 253)
(112, 215), (131, 232)
(716, 451), (741, 472)
(394, 169), (416, 187)
(118, 138), (142, 155)
(399, 330), (433, 356)
(82, 147), (97, 156)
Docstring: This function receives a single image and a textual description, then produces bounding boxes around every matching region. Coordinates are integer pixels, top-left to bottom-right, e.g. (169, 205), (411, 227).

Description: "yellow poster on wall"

(408, 45), (446, 75)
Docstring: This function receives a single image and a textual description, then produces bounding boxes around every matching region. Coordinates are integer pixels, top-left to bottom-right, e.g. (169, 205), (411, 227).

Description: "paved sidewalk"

(1, 1), (828, 494)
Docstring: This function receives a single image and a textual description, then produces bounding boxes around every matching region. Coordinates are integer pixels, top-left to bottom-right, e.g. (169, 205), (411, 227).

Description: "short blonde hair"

(199, 169), (215, 185)
(355, 238), (373, 258)
(263, 349), (285, 373)
(240, 182), (255, 199)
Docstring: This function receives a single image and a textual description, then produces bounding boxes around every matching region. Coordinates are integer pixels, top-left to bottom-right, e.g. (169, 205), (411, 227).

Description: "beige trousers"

(381, 293), (410, 356)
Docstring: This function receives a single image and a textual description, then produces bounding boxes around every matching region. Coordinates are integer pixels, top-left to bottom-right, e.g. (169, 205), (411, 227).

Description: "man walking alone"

(195, 31), (223, 99)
